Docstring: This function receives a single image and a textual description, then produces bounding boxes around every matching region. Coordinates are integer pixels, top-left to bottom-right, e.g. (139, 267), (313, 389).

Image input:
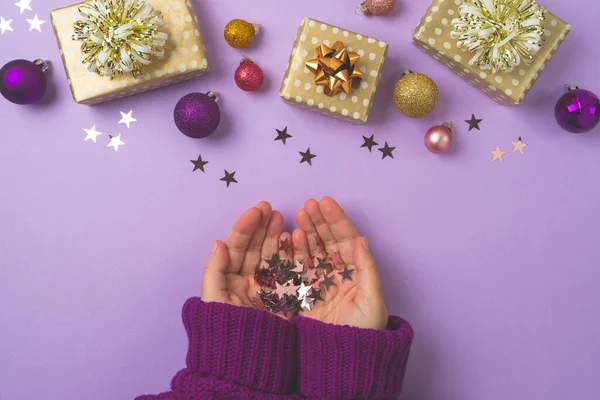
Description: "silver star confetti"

(303, 267), (318, 283)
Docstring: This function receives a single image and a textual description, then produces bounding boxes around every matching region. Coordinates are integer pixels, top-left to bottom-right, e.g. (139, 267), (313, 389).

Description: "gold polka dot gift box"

(280, 17), (389, 124)
(50, 0), (208, 105)
(413, 0), (570, 105)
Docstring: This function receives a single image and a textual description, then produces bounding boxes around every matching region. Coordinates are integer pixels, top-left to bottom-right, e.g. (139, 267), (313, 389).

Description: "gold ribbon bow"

(305, 41), (363, 97)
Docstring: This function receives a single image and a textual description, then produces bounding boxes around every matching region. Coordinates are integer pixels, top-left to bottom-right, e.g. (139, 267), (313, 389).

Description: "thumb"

(352, 237), (383, 300)
(201, 240), (230, 303)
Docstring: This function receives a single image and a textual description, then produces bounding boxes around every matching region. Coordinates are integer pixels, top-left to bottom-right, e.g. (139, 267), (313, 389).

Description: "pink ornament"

(358, 0), (396, 16)
(425, 123), (453, 154)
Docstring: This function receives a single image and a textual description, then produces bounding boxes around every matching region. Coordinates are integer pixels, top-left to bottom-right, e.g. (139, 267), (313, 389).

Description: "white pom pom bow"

(73, 0), (167, 79)
(451, 0), (546, 74)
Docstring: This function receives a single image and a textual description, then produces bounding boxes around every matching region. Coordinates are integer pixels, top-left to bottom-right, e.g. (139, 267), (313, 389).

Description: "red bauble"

(359, 0), (396, 16)
(234, 58), (264, 92)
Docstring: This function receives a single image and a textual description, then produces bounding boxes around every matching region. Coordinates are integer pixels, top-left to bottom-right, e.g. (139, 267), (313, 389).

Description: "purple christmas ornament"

(174, 92), (221, 138)
(0, 59), (49, 105)
(555, 85), (600, 133)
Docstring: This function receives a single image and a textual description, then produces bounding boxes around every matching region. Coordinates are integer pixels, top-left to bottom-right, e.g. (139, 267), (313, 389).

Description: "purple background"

(1, 0), (599, 399)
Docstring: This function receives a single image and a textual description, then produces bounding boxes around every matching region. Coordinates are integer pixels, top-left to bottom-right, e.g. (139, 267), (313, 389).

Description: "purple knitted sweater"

(136, 298), (413, 400)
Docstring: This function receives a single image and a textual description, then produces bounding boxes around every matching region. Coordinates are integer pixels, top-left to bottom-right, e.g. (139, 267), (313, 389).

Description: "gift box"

(280, 17), (388, 124)
(413, 0), (570, 105)
(50, 0), (209, 105)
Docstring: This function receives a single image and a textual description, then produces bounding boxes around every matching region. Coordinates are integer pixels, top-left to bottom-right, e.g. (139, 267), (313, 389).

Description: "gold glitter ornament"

(224, 19), (259, 49)
(393, 71), (439, 118)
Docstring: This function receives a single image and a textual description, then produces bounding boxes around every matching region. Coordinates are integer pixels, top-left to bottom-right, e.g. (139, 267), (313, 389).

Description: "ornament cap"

(402, 70), (415, 77)
(206, 91), (218, 102)
(566, 84), (580, 92)
(241, 56), (253, 64)
(442, 122), (454, 133)
(34, 59), (50, 74)
(251, 23), (260, 34)
(357, 2), (371, 15)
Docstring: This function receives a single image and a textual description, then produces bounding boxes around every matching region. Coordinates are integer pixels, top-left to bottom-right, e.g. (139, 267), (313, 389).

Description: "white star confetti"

(0, 17), (13, 35)
(297, 282), (312, 300)
(107, 134), (125, 152)
(14, 0), (33, 14)
(301, 295), (314, 311)
(118, 110), (137, 128)
(84, 125), (103, 143)
(26, 14), (45, 32)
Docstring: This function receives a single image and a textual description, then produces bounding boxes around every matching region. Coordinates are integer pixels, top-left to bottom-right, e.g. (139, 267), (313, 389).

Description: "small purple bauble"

(174, 92), (221, 138)
(555, 87), (600, 133)
(0, 59), (48, 105)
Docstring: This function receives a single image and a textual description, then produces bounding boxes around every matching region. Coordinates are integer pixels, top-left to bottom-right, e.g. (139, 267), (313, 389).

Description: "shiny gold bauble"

(393, 71), (439, 118)
(224, 19), (259, 49)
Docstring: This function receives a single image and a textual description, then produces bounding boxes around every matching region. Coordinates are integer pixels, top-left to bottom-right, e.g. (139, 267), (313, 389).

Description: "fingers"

(319, 197), (360, 262)
(239, 201), (273, 276)
(352, 237), (383, 301)
(304, 199), (339, 254)
(224, 207), (262, 274)
(295, 208), (320, 256)
(201, 240), (230, 303)
(260, 211), (284, 266)
(292, 228), (309, 265)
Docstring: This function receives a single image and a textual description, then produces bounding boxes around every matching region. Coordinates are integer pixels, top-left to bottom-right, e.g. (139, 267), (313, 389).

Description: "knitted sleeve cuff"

(294, 315), (414, 400)
(181, 298), (297, 394)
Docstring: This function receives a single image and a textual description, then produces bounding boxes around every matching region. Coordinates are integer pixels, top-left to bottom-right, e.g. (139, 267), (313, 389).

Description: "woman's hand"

(292, 197), (388, 330)
(201, 201), (284, 308)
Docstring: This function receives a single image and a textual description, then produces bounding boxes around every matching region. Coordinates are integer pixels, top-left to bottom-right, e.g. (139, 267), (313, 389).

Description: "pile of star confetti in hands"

(255, 238), (354, 315)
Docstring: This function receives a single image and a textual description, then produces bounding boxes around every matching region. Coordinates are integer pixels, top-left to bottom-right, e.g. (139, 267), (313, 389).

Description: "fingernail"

(212, 241), (218, 254)
(361, 237), (369, 251)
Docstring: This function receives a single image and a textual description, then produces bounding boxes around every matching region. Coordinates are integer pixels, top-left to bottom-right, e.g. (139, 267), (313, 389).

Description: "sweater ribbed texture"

(182, 297), (297, 394)
(294, 315), (413, 399)
(135, 298), (413, 400)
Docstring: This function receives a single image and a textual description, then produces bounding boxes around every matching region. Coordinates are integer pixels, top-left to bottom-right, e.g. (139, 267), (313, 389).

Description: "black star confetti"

(299, 147), (317, 166)
(275, 127), (293, 145)
(190, 154), (208, 172)
(320, 273), (336, 291)
(465, 114), (483, 131)
(338, 265), (355, 282)
(255, 246), (347, 315)
(378, 142), (395, 160)
(316, 257), (332, 271)
(266, 253), (281, 269)
(307, 288), (324, 304)
(361, 134), (379, 152)
(220, 170), (237, 187)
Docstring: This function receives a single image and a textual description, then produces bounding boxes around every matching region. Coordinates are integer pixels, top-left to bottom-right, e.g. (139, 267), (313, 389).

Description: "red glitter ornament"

(358, 0), (396, 16)
(234, 57), (264, 92)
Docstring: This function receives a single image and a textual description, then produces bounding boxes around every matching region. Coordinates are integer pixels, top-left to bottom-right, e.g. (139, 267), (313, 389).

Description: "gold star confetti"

(490, 146), (506, 163)
(511, 137), (528, 154)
